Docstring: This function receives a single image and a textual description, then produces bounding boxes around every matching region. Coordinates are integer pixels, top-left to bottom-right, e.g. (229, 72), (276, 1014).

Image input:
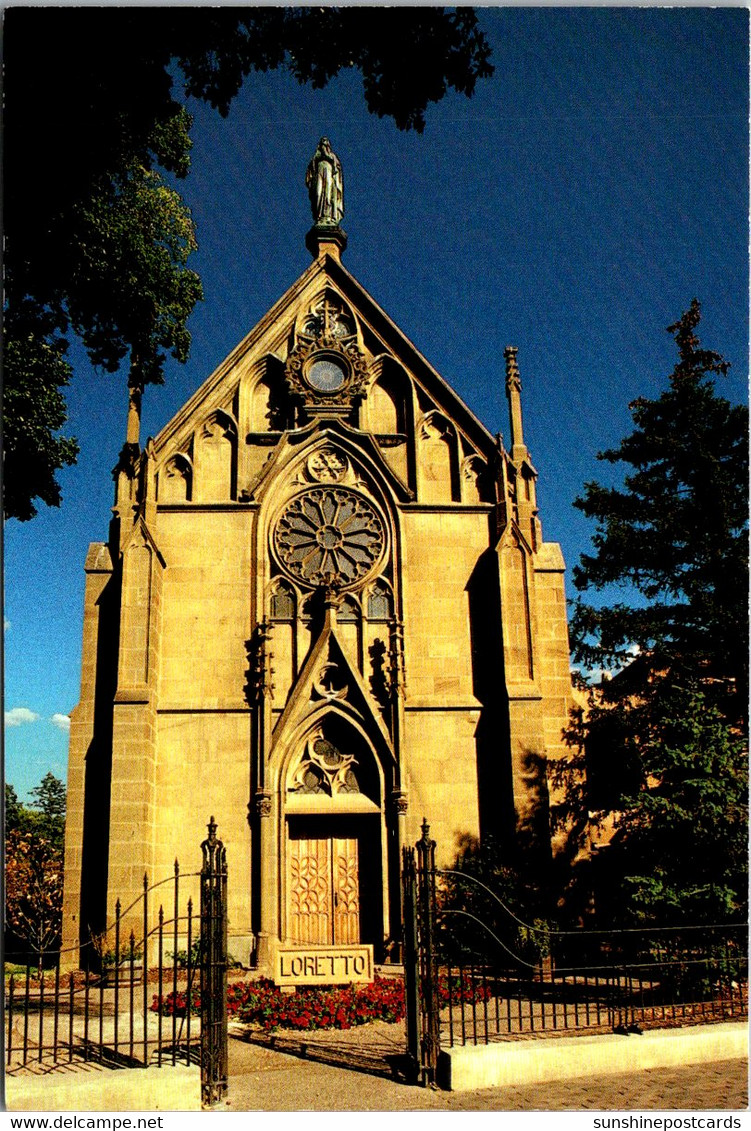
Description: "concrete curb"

(5, 1065), (202, 1112)
(440, 1022), (749, 1092)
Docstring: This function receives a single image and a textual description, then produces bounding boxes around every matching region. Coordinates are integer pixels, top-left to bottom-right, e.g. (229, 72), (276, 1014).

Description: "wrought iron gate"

(6, 817), (229, 1109)
(402, 823), (747, 1075)
(402, 820), (440, 1085)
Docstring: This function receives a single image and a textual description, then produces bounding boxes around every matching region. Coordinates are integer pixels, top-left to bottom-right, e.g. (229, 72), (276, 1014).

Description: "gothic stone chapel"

(62, 140), (576, 973)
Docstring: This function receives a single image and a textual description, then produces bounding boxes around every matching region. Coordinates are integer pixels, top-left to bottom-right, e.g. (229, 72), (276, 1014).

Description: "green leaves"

(4, 33), (202, 521)
(5, 773), (66, 850)
(28, 772), (67, 851)
(3, 302), (79, 521)
(606, 684), (748, 925)
(176, 10), (494, 132)
(68, 162), (203, 384)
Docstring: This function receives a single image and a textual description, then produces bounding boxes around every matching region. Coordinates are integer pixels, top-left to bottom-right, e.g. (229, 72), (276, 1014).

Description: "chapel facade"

(62, 145), (575, 971)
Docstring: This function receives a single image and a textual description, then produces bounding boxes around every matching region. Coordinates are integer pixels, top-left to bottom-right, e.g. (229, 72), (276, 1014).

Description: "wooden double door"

(287, 817), (380, 947)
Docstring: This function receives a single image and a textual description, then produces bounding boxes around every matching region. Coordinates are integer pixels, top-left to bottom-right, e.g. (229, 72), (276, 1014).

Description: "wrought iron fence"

(5, 818), (228, 1108)
(402, 823), (748, 1081)
(438, 921), (748, 1046)
(6, 871), (201, 1073)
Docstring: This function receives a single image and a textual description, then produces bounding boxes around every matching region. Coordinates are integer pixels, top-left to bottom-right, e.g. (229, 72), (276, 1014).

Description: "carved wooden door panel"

(288, 833), (360, 944)
(288, 836), (332, 945)
(332, 837), (359, 945)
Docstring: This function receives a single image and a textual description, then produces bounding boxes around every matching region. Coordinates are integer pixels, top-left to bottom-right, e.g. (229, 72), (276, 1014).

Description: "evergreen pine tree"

(590, 683), (748, 924)
(570, 301), (748, 923)
(28, 772), (66, 851)
(572, 299), (748, 725)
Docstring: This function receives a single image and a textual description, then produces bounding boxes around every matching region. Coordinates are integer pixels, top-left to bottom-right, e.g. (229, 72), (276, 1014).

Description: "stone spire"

(111, 364), (145, 540)
(125, 372), (142, 448)
(504, 346), (528, 464)
(504, 345), (540, 550)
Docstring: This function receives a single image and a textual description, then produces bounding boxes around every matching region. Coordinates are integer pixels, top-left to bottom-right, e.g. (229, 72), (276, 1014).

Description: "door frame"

(286, 826), (360, 945)
(270, 708), (396, 964)
(283, 812), (386, 952)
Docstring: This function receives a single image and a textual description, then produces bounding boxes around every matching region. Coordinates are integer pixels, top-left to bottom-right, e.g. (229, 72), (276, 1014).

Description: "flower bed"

(233, 975), (406, 1031)
(438, 970), (493, 1007)
(151, 970), (492, 1031)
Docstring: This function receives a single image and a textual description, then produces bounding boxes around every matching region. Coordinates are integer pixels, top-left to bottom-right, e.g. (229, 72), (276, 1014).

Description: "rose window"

(274, 488), (385, 588)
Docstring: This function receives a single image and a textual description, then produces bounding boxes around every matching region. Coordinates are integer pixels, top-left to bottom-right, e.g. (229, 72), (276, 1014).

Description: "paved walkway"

(4, 1022), (746, 1112)
(225, 1028), (748, 1112)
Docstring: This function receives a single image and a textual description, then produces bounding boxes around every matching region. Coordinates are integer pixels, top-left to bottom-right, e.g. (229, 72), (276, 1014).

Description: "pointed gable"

(271, 605), (395, 758)
(151, 251), (497, 511)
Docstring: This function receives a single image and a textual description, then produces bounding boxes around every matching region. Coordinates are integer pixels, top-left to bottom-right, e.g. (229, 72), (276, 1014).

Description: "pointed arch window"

(461, 455), (492, 504)
(338, 595), (360, 623)
(270, 580), (296, 621)
(159, 453), (193, 503)
(300, 595), (316, 625)
(418, 410), (460, 503)
(195, 409), (238, 501)
(367, 580), (393, 622)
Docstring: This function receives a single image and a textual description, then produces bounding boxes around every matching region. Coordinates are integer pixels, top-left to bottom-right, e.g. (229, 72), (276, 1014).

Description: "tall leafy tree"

(28, 773), (67, 851)
(4, 8), (493, 521)
(4, 774), (67, 965)
(4, 776), (66, 844)
(5, 784), (23, 834)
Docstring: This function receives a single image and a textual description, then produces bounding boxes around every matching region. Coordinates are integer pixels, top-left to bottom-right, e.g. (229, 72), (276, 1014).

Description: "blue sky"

(4, 7), (748, 799)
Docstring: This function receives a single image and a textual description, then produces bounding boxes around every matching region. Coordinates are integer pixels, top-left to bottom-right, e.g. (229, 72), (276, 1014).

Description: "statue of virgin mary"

(306, 137), (344, 226)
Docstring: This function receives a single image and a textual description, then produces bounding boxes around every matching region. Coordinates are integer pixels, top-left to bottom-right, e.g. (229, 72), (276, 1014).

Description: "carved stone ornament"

(313, 661), (348, 701)
(246, 622), (274, 703)
(285, 295), (368, 415)
(390, 789), (409, 816)
(284, 335), (370, 415)
(289, 732), (360, 795)
(388, 619), (407, 699)
(307, 448), (348, 483)
(274, 487), (386, 590)
(255, 792), (272, 818)
(504, 345), (521, 393)
(301, 296), (354, 342)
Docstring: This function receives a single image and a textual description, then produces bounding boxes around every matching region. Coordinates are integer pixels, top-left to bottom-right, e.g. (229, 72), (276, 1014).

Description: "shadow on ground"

(231, 1024), (415, 1084)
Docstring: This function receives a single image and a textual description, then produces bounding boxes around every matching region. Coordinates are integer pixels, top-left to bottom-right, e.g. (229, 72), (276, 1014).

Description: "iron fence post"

(200, 816), (228, 1107)
(416, 819), (440, 1085)
(402, 845), (420, 1083)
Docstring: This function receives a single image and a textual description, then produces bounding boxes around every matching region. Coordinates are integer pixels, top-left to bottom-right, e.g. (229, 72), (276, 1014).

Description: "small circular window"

(307, 357), (347, 393)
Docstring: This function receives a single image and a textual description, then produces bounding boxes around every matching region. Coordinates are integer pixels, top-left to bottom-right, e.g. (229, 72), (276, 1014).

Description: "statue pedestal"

(306, 224), (348, 260)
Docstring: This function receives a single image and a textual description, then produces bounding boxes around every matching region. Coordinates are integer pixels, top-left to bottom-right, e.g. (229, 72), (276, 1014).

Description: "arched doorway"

(281, 714), (387, 956)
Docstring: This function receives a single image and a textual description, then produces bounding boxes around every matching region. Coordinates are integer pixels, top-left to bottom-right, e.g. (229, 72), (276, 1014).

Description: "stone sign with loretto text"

(274, 944), (374, 985)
